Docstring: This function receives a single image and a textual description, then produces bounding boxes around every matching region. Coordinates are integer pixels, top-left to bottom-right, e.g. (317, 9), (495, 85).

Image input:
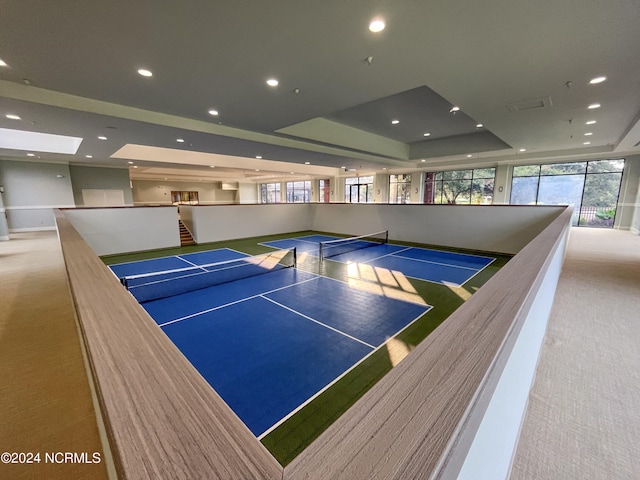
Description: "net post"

(385, 230), (389, 244)
(293, 247), (297, 268)
(319, 242), (323, 262)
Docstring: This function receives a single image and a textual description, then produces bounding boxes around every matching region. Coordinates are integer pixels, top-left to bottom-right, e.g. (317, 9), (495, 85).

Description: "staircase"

(178, 220), (196, 246)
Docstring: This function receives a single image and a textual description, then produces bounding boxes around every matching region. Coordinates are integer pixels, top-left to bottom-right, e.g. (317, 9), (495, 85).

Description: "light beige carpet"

(0, 232), (108, 480)
(511, 228), (640, 479)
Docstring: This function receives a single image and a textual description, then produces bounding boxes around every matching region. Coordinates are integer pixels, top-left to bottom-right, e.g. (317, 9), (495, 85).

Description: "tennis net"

(120, 248), (297, 303)
(319, 230), (388, 261)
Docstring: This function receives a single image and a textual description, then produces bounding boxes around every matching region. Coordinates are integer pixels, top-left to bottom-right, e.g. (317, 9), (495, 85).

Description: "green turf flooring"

(102, 231), (511, 465)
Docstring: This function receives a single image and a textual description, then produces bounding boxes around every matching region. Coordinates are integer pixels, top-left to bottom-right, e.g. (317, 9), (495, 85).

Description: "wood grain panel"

(54, 211), (282, 480)
(54, 205), (570, 480)
(285, 207), (572, 479)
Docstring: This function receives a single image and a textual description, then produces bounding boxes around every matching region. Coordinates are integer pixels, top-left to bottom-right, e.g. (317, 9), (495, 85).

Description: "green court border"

(102, 231), (511, 465)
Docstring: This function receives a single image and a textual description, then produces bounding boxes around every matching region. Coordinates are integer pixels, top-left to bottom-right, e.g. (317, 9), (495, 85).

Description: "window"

(318, 179), (331, 203)
(171, 191), (199, 205)
(424, 168), (495, 204)
(389, 174), (411, 204)
(510, 159), (625, 227)
(259, 183), (281, 203)
(345, 176), (374, 203)
(286, 181), (311, 203)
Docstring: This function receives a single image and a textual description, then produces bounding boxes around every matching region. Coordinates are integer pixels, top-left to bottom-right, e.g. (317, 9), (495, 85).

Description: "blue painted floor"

(109, 242), (493, 436)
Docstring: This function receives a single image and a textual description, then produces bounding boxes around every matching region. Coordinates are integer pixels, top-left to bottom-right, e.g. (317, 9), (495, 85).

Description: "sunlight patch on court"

(446, 283), (473, 301)
(385, 337), (414, 367)
(346, 262), (427, 306)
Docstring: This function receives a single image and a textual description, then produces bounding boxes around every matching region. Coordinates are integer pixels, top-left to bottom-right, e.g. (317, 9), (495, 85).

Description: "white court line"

(399, 245), (496, 261)
(107, 247), (241, 267)
(288, 236), (328, 244)
(225, 247), (252, 257)
(157, 275), (322, 328)
(257, 305), (431, 439)
(310, 268), (433, 308)
(457, 256), (497, 287)
(175, 255), (207, 271)
(388, 253), (481, 271)
(325, 245), (412, 264)
(335, 245), (498, 287)
(261, 296), (376, 349)
(130, 259), (255, 288)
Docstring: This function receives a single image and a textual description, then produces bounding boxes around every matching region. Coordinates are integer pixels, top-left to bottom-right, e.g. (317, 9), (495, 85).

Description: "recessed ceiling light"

(208, 109), (219, 116)
(290, 172), (295, 174)
(369, 19), (385, 33)
(266, 78), (279, 87)
(128, 161), (134, 165)
(341, 166), (346, 169)
(382, 167), (387, 170)
(304, 161), (310, 165)
(519, 148), (526, 152)
(466, 154), (473, 158)
(450, 106), (460, 113)
(586, 120), (596, 125)
(137, 68), (153, 77)
(176, 138), (185, 143)
(5, 114), (21, 120)
(132, 165), (138, 168)
(209, 165), (215, 168)
(588, 103), (601, 109)
(584, 132), (593, 136)
(98, 135), (107, 140)
(421, 159), (426, 162)
(391, 119), (400, 125)
(0, 58), (8, 67)
(27, 153), (35, 157)
(589, 76), (607, 84)
(85, 155), (93, 158)
(583, 141), (591, 145)
(476, 124), (483, 128)
(423, 133), (431, 137)
(255, 169), (260, 172)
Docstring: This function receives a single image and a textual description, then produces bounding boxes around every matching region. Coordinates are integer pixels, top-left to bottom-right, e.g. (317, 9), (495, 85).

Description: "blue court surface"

(260, 234), (341, 255)
(109, 248), (430, 437)
(265, 235), (496, 287)
(109, 248), (249, 278)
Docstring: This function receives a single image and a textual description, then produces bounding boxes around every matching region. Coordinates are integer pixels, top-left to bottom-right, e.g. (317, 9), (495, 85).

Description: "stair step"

(178, 220), (195, 246)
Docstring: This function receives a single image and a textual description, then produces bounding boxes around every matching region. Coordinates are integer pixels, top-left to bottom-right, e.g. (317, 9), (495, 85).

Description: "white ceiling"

(1, 0), (639, 183)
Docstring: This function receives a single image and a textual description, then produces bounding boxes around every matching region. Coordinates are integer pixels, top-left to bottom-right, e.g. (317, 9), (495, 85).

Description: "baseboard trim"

(9, 226), (57, 232)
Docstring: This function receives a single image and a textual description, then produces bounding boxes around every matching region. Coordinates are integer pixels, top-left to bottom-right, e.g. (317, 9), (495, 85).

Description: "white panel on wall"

(82, 189), (125, 207)
(63, 207), (180, 255)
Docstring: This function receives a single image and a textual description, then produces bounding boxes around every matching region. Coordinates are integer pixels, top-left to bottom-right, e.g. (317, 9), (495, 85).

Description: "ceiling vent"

(506, 96), (553, 113)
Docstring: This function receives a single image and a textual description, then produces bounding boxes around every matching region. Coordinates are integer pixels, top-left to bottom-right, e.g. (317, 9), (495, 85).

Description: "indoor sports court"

(104, 230), (509, 462)
(3, 2), (639, 479)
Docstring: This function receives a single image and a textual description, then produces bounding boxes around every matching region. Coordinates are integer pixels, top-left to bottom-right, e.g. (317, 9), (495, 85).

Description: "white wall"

(0, 159), (75, 231)
(0, 187), (9, 240)
(308, 204), (564, 254)
(238, 182), (258, 204)
(493, 164), (511, 204)
(63, 207), (180, 256)
(70, 165), (133, 206)
(616, 154), (640, 230)
(132, 180), (238, 205)
(450, 228), (568, 480)
(181, 204), (312, 244)
(631, 175), (640, 234)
